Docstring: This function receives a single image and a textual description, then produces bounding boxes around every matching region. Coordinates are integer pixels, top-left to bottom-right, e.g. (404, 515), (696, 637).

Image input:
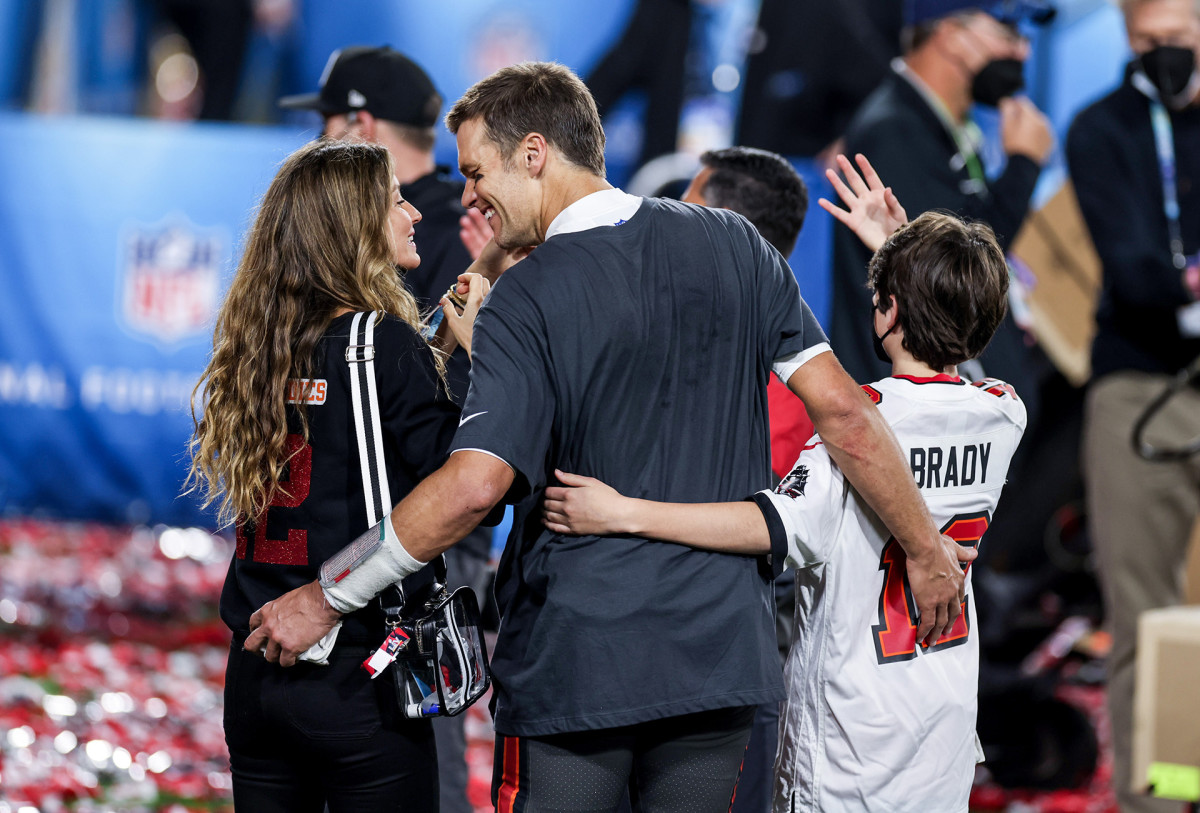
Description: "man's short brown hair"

(445, 62), (606, 176)
(867, 211), (1009, 370)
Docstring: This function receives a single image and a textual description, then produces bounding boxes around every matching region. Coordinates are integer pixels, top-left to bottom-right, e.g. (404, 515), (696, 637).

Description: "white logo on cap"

(348, 89), (367, 108)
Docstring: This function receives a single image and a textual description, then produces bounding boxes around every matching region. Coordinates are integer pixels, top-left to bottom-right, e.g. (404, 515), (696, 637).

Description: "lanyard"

(957, 121), (987, 186)
(1148, 100), (1188, 270)
(892, 60), (987, 189)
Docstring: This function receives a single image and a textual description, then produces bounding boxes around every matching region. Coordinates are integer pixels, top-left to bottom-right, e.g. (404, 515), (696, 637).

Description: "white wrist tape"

(318, 513), (425, 613)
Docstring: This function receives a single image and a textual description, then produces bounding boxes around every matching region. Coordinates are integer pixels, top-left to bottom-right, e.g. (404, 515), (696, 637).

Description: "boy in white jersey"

(544, 206), (1026, 813)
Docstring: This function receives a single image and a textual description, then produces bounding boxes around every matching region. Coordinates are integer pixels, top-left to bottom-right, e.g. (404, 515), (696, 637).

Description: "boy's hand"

(543, 469), (634, 536)
(818, 153), (908, 253)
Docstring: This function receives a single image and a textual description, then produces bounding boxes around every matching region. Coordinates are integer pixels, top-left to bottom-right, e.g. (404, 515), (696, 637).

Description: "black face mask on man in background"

(1139, 45), (1198, 106)
(971, 58), (1026, 107)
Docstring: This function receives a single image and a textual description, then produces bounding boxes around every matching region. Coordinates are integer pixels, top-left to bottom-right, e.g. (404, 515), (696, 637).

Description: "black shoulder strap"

(347, 312), (448, 609)
(347, 311), (390, 527)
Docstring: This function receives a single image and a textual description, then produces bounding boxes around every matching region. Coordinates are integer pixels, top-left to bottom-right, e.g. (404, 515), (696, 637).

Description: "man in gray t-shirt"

(249, 62), (974, 812)
(456, 194), (824, 737)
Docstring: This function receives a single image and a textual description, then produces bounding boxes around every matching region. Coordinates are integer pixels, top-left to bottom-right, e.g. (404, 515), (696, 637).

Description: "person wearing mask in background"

(827, 0), (1055, 424)
(278, 46), (493, 813)
(1066, 1), (1200, 809)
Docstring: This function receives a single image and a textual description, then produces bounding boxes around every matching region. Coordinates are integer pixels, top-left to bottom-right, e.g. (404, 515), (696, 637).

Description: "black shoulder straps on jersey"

(347, 311), (391, 527)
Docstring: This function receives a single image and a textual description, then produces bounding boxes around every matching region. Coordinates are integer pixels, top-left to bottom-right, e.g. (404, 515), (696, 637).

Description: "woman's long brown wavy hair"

(186, 139), (440, 527)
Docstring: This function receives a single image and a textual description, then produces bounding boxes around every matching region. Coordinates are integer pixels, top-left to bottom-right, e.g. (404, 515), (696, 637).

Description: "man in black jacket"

(828, 0), (1055, 402)
(1066, 1), (1200, 809)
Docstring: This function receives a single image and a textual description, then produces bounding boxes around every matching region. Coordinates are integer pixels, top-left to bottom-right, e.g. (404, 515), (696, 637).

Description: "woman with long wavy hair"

(188, 139), (467, 811)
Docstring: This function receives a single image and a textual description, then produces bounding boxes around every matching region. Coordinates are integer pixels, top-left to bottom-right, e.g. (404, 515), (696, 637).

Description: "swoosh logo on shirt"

(459, 411), (488, 427)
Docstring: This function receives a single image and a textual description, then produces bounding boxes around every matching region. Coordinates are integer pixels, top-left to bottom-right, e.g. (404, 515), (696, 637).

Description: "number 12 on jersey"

(871, 512), (990, 664)
(235, 434), (312, 566)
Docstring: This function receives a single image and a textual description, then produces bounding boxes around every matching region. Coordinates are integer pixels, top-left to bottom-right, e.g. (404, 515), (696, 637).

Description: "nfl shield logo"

(120, 219), (225, 346)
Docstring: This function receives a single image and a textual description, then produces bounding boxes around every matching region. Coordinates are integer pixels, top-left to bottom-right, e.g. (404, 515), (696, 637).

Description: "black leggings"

(223, 641), (438, 812)
(492, 705), (756, 813)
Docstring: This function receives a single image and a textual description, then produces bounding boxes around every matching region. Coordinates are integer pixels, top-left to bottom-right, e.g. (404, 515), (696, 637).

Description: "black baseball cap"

(904, 0), (1056, 26)
(278, 46), (442, 127)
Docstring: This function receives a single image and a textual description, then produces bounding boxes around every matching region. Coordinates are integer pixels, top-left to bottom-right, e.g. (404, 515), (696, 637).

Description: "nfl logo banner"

(120, 218), (227, 347)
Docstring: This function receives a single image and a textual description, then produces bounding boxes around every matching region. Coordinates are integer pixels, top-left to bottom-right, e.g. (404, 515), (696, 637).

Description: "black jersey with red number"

(219, 312), (460, 644)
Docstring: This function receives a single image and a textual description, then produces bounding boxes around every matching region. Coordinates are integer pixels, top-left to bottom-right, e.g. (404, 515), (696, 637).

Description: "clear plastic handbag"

(383, 563), (492, 719)
(344, 311), (491, 717)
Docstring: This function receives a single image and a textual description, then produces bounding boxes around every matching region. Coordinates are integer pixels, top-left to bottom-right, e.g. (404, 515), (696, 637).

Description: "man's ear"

(521, 133), (548, 176)
(353, 110), (379, 141)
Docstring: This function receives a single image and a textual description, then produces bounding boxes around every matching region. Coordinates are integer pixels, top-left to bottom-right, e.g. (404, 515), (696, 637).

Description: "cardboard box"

(1132, 605), (1200, 801)
(1187, 519), (1200, 606)
(1009, 182), (1102, 386)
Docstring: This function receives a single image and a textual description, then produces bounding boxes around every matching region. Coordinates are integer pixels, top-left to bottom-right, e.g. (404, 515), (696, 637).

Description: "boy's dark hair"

(697, 147), (808, 256)
(867, 211), (1009, 370)
(445, 62), (606, 176)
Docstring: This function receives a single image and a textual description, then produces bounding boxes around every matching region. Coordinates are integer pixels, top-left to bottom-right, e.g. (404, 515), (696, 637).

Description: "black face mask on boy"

(871, 302), (898, 364)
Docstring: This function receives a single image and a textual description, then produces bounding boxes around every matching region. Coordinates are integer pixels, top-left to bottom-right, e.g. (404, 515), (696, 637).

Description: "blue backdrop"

(0, 113), (305, 525)
(0, 0), (1137, 528)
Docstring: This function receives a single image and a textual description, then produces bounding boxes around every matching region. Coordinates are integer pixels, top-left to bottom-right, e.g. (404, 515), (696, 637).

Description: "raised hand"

(999, 97), (1054, 165)
(818, 153), (908, 253)
(459, 207), (494, 261)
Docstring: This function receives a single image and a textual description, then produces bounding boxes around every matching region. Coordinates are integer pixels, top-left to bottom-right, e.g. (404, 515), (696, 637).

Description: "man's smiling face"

(457, 118), (542, 250)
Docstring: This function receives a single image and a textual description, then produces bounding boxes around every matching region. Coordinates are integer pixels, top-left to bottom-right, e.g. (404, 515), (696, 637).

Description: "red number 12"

(235, 433), (311, 566)
(871, 512), (990, 664)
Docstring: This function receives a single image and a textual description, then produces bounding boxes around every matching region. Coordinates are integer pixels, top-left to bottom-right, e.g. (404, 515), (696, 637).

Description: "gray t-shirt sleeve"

(448, 282), (553, 500)
(756, 231), (828, 360)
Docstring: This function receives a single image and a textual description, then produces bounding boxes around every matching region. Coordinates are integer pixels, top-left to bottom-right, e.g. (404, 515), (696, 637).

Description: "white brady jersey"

(757, 375), (1026, 813)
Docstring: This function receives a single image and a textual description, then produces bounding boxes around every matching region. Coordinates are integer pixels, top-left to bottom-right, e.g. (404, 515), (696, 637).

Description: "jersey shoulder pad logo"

(776, 462), (810, 499)
(971, 378), (1018, 400)
(861, 384), (883, 404)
